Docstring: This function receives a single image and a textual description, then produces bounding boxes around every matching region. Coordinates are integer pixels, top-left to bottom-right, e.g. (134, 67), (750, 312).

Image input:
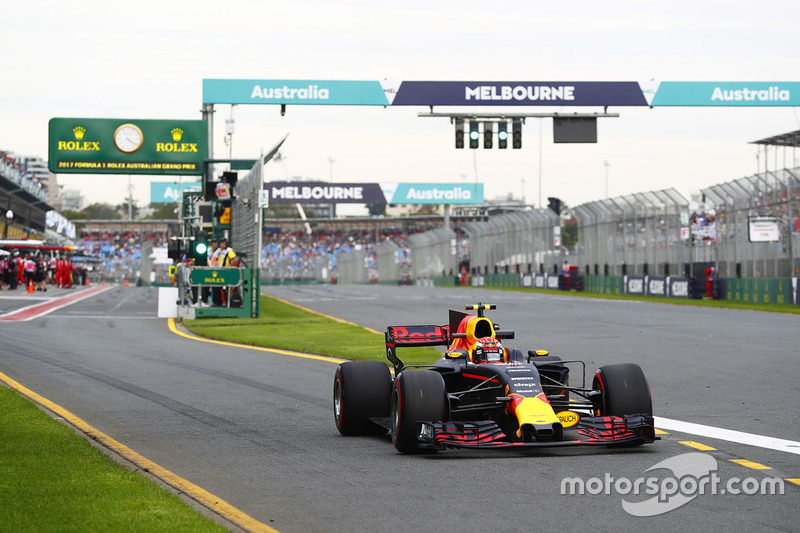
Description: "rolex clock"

(113, 123), (144, 153)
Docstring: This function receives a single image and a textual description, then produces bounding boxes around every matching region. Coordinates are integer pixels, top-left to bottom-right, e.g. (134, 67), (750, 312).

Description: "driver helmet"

(472, 337), (504, 364)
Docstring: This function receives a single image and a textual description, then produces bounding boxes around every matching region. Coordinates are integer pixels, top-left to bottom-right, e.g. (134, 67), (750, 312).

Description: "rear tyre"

(592, 363), (652, 417)
(391, 370), (447, 454)
(334, 361), (392, 435)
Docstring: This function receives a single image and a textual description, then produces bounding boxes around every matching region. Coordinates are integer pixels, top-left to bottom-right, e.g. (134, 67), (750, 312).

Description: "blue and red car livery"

(335, 303), (655, 453)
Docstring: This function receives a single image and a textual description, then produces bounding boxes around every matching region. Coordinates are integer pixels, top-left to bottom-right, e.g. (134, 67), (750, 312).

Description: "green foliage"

(144, 202), (179, 219)
(61, 209), (89, 221)
(114, 201), (139, 219)
(562, 218), (578, 246)
(366, 203), (387, 216)
(81, 202), (123, 220)
(492, 286), (800, 315)
(409, 204), (440, 216)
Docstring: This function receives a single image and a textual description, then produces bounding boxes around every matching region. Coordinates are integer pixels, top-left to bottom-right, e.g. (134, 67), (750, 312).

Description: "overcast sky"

(3, 0), (799, 213)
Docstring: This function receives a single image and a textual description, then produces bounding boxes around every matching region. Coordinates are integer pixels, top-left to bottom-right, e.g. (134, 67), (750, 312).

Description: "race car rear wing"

(385, 325), (450, 372)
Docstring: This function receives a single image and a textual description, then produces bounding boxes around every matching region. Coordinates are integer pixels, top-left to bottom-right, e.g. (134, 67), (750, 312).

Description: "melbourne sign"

(204, 79), (799, 107)
(204, 79), (647, 106)
(48, 118), (207, 175)
(264, 182), (483, 205)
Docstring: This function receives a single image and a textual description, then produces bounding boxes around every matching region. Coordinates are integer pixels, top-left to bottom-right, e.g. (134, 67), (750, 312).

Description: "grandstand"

(1, 150), (54, 241)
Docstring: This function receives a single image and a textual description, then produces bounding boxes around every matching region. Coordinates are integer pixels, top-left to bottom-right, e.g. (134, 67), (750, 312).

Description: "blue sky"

(3, 0), (799, 212)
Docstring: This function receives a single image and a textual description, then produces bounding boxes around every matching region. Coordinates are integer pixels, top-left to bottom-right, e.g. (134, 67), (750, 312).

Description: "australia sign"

(204, 79), (799, 108)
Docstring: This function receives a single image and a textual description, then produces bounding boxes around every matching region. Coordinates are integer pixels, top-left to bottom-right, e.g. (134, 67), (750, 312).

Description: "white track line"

(655, 416), (800, 456)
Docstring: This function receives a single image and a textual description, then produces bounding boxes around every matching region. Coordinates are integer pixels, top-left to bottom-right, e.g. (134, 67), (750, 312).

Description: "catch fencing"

(572, 170), (800, 280)
(459, 209), (561, 275)
(572, 188), (689, 278)
(257, 167), (800, 290)
(698, 168), (799, 278)
(232, 161), (263, 270)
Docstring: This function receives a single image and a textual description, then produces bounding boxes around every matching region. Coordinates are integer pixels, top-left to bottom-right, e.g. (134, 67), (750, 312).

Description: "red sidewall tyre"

(592, 363), (652, 417)
(391, 370), (447, 454)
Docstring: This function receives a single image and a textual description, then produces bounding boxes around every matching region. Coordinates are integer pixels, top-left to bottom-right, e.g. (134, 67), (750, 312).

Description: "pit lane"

(0, 285), (797, 532)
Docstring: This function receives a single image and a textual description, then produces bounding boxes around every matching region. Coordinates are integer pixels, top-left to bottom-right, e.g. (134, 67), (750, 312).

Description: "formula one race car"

(333, 304), (655, 453)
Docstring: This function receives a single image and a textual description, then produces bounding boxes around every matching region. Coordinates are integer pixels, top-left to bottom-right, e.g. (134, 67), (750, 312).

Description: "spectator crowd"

(260, 227), (417, 281)
(76, 230), (167, 278)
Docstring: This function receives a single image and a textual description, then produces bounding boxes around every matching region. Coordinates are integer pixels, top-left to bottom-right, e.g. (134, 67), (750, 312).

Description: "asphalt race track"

(1, 284), (798, 532)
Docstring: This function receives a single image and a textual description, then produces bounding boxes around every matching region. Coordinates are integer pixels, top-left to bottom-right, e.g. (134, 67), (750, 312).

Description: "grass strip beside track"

(183, 294), (441, 366)
(491, 286), (800, 314)
(0, 385), (229, 533)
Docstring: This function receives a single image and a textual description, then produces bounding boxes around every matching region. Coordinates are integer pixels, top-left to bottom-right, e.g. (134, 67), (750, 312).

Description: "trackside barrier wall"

(434, 271), (799, 305)
(584, 275), (625, 295)
(723, 277), (794, 304)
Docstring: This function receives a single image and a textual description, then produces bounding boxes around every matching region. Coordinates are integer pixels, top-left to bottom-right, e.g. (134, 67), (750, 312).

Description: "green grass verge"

(488, 286), (800, 314)
(183, 295), (442, 366)
(0, 385), (228, 533)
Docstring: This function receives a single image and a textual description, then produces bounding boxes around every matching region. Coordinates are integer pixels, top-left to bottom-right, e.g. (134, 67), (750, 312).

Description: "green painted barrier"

(585, 275), (624, 295)
(725, 277), (792, 304)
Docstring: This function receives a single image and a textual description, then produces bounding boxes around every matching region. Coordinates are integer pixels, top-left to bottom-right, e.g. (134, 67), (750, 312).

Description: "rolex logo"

(171, 128), (184, 141)
(73, 126), (86, 140)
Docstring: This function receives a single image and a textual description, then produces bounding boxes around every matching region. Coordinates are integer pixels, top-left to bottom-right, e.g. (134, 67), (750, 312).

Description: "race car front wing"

(418, 415), (656, 450)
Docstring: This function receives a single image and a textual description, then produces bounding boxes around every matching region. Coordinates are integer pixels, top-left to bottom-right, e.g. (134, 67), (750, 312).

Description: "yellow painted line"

(654, 429), (668, 435)
(785, 478), (800, 486)
(679, 440), (717, 451)
(0, 370), (278, 533)
(168, 318), (347, 364)
(264, 293), (383, 335)
(730, 459), (772, 470)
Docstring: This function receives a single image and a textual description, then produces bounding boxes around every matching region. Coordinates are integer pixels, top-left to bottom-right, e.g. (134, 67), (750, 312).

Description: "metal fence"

(459, 209), (560, 275)
(573, 189), (690, 277)
(406, 227), (456, 280)
(256, 167), (800, 286)
(336, 248), (368, 284)
(326, 228), (454, 285)
(374, 239), (405, 283)
(232, 161), (262, 269)
(573, 169), (800, 279)
(261, 250), (331, 283)
(699, 168), (799, 278)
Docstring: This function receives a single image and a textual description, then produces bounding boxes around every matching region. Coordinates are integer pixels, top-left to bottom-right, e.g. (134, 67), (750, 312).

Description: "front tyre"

(391, 370), (447, 454)
(592, 363), (652, 417)
(334, 361), (392, 435)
